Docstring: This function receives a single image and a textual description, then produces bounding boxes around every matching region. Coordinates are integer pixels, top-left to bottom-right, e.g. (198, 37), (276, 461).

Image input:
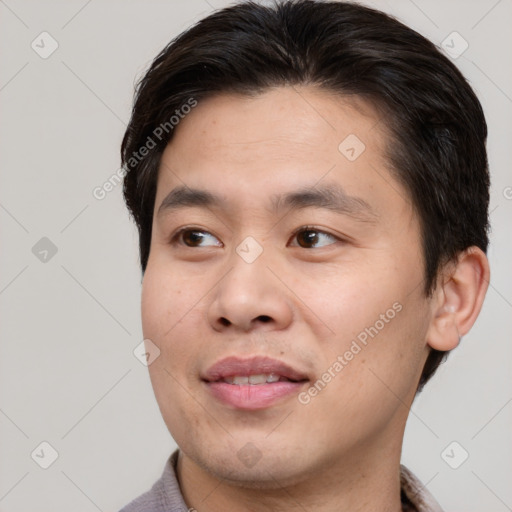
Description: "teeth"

(248, 374), (267, 385)
(232, 376), (249, 385)
(224, 373), (281, 385)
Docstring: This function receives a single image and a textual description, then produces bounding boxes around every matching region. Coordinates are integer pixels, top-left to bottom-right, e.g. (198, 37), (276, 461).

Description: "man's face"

(142, 87), (434, 485)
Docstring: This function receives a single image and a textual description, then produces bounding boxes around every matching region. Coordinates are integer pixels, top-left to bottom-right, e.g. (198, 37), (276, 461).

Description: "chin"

(183, 436), (317, 489)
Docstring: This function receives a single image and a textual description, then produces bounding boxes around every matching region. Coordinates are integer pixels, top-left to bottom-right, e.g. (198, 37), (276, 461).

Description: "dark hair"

(121, 0), (489, 390)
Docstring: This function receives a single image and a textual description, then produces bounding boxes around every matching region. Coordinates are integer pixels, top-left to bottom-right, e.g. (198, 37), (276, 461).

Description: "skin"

(141, 86), (489, 511)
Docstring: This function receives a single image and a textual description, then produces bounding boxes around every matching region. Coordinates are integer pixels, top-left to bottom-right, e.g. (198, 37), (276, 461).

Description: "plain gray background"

(0, 0), (511, 510)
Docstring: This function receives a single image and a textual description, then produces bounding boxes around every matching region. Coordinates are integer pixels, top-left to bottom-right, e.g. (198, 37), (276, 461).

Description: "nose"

(206, 251), (294, 333)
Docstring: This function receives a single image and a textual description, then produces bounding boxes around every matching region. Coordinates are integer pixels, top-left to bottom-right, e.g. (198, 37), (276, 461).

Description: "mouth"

(202, 356), (310, 410)
(220, 374), (298, 385)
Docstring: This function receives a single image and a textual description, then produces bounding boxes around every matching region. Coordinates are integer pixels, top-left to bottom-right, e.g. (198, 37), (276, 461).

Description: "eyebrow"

(157, 183), (378, 223)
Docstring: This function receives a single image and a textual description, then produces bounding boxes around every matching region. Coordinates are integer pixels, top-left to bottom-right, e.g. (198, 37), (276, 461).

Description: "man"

(119, 1), (490, 510)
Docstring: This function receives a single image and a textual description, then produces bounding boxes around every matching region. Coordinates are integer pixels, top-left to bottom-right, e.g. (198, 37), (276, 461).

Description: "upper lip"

(203, 356), (310, 382)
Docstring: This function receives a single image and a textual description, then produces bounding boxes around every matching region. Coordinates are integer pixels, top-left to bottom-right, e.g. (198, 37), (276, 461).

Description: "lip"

(202, 356), (309, 410)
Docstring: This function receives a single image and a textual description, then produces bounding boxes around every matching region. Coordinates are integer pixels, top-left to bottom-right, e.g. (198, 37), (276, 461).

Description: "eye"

(171, 226), (340, 249)
(172, 228), (222, 248)
(290, 226), (340, 249)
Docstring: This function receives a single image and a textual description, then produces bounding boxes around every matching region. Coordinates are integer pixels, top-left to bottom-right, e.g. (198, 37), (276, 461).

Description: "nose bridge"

(207, 236), (294, 332)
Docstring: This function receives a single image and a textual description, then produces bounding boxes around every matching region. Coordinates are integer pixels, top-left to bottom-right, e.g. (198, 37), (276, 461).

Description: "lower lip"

(205, 381), (306, 410)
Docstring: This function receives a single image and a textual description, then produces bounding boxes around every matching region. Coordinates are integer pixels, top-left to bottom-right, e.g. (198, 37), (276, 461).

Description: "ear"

(426, 246), (490, 351)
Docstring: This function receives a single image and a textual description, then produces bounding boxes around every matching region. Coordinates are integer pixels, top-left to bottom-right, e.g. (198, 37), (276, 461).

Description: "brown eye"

(182, 230), (205, 246)
(296, 229), (319, 248)
(292, 228), (338, 249)
(174, 229), (222, 247)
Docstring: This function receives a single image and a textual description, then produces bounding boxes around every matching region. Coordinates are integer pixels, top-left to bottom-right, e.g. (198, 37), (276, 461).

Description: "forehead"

(155, 86), (411, 221)
(163, 86), (386, 166)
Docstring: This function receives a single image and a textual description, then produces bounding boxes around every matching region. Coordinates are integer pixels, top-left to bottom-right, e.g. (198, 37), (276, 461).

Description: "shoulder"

(400, 465), (444, 512)
(118, 450), (191, 512)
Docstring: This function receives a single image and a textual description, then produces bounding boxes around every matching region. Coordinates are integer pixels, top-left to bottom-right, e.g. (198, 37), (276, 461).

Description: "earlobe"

(426, 246), (490, 352)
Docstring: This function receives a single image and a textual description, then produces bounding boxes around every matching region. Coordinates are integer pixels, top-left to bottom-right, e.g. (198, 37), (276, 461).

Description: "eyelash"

(170, 225), (341, 249)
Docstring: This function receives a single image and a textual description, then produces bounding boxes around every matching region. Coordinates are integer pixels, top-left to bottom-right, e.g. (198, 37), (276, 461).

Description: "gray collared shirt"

(119, 450), (444, 512)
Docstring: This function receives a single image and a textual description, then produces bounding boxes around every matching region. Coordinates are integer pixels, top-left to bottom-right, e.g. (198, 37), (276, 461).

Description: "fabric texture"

(119, 449), (444, 512)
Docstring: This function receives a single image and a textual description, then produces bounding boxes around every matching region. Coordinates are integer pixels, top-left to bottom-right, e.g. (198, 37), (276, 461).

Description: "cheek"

(298, 299), (430, 448)
(295, 261), (399, 343)
(304, 259), (429, 396)
(141, 264), (205, 386)
(141, 262), (198, 338)
(141, 265), (208, 436)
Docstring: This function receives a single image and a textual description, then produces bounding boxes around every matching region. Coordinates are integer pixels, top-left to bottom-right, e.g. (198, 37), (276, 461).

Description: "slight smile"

(202, 356), (310, 410)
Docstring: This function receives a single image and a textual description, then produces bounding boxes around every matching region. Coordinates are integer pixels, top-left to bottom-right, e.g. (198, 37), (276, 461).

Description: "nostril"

(219, 317), (231, 326)
(258, 315), (272, 323)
